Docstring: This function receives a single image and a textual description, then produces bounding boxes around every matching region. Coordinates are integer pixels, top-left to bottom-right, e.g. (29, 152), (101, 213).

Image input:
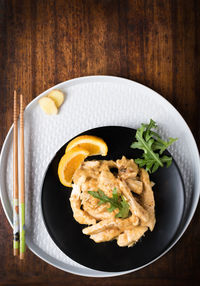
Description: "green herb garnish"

(88, 188), (130, 219)
(131, 119), (177, 173)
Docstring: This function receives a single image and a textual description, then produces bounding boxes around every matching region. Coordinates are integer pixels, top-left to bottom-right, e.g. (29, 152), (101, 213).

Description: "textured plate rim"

(0, 75), (200, 278)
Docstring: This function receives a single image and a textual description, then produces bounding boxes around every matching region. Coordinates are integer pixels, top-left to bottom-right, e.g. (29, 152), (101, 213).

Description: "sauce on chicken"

(70, 156), (156, 247)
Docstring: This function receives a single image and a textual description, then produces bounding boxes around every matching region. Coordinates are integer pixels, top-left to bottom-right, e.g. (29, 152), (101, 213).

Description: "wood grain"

(0, 0), (200, 285)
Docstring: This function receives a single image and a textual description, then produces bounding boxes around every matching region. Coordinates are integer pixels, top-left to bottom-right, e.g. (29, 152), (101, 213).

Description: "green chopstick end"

(13, 240), (19, 249)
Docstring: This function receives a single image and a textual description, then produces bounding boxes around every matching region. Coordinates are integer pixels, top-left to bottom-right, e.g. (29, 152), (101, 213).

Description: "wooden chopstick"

(13, 90), (19, 256)
(19, 94), (25, 259)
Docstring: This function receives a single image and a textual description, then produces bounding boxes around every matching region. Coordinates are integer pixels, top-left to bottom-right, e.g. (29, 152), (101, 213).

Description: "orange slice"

(65, 135), (108, 156)
(58, 147), (89, 187)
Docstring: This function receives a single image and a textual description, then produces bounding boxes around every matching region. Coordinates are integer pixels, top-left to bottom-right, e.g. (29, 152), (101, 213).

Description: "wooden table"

(0, 0), (199, 285)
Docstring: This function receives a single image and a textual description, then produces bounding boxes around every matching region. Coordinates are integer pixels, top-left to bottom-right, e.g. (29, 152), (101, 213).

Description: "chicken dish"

(70, 156), (156, 247)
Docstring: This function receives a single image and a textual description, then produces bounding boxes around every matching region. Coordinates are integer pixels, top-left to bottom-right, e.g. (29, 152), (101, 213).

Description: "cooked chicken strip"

(83, 219), (117, 235)
(70, 184), (96, 225)
(140, 169), (156, 231)
(98, 170), (116, 190)
(73, 161), (101, 185)
(117, 226), (148, 247)
(126, 179), (143, 194)
(116, 156), (138, 179)
(119, 180), (149, 223)
(90, 228), (122, 243)
(83, 216), (139, 235)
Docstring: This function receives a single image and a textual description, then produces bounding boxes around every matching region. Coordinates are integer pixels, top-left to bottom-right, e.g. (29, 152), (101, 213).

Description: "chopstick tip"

(13, 248), (19, 256)
(20, 252), (25, 260)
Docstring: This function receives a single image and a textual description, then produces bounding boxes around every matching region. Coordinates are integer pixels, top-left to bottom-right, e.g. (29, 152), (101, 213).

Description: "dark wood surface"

(0, 0), (200, 285)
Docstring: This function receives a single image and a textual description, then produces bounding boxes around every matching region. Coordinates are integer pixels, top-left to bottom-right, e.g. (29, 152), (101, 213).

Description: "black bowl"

(41, 126), (185, 272)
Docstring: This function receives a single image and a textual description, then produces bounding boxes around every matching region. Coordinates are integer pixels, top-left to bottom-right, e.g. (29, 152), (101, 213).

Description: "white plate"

(0, 76), (199, 277)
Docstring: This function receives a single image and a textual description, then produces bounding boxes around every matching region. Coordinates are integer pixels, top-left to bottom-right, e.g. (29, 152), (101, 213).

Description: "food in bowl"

(70, 156), (155, 247)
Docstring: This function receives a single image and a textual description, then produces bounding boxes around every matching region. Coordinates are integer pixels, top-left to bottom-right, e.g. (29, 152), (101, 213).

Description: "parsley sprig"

(131, 119), (177, 173)
(88, 188), (130, 219)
